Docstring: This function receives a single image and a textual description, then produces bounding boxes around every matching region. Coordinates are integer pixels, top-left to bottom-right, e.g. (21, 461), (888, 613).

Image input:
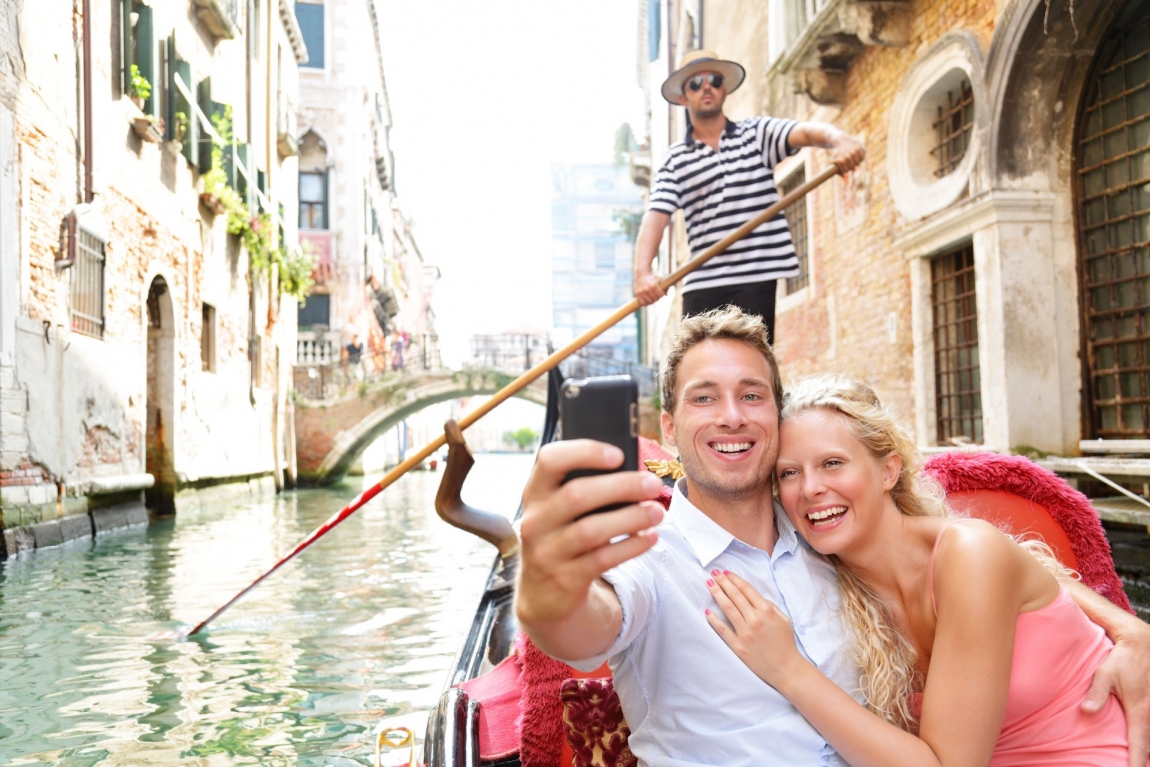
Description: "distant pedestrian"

(344, 333), (363, 365)
(633, 50), (865, 344)
(391, 333), (405, 372)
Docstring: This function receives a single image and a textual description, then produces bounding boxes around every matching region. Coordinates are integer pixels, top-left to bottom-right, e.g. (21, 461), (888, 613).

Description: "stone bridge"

(294, 368), (548, 485)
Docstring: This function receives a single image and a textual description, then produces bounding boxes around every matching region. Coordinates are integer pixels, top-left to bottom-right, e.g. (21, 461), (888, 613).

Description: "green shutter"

(136, 4), (154, 116)
(171, 57), (198, 167)
(236, 143), (252, 206)
(197, 77), (213, 174)
(165, 34), (176, 138)
(121, 0), (134, 95)
(322, 168), (329, 229)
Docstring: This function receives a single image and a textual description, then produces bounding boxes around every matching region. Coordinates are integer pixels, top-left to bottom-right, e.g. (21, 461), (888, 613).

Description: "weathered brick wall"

(765, 0), (999, 425)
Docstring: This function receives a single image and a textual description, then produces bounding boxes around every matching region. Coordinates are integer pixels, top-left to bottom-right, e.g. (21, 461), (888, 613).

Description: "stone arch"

(145, 274), (177, 513)
(301, 373), (548, 484)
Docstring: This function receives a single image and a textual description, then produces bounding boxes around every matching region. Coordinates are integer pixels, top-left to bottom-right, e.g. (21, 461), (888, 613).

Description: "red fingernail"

(711, 569), (720, 577)
(723, 570), (731, 575)
(706, 578), (715, 587)
(705, 609), (712, 616)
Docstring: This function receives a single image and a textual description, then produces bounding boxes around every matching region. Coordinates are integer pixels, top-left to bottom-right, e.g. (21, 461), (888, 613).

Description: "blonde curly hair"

(781, 373), (949, 730)
(782, 373), (1070, 732)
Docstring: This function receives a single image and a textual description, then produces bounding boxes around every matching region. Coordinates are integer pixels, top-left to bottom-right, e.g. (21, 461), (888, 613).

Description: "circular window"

(888, 34), (983, 220)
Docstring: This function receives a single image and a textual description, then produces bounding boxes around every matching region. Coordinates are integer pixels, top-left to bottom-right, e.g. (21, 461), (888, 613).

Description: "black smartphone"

(560, 375), (640, 514)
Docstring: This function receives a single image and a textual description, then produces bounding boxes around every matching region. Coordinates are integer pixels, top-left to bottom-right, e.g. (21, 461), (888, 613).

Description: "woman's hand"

(705, 570), (809, 691)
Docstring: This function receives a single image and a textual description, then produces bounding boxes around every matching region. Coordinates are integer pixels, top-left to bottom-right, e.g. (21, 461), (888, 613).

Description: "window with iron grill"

(931, 79), (974, 178)
(932, 243), (982, 444)
(1077, 12), (1150, 438)
(70, 226), (106, 338)
(780, 168), (809, 293)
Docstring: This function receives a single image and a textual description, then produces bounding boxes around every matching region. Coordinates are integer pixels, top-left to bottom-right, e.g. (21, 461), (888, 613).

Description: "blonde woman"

(706, 374), (1132, 766)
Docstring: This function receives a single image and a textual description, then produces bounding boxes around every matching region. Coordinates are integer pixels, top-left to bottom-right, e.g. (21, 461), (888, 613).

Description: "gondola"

(401, 365), (1136, 767)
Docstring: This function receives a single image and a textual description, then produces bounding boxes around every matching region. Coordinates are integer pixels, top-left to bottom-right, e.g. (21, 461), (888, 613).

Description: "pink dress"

(917, 521), (1129, 765)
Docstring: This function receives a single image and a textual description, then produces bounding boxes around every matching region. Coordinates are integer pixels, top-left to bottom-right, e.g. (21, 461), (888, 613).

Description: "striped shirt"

(649, 117), (800, 293)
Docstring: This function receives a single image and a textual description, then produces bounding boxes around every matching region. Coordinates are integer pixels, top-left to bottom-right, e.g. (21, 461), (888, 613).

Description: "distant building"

(0, 0), (306, 554)
(293, 0), (439, 376)
(551, 164), (645, 364)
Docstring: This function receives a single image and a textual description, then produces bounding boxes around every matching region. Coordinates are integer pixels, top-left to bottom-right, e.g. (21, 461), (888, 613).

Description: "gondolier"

(633, 50), (866, 343)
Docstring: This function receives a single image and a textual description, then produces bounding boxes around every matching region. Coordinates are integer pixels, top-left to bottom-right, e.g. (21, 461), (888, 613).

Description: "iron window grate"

(71, 226), (106, 338)
(780, 168), (809, 293)
(1077, 14), (1150, 438)
(932, 243), (982, 444)
(931, 80), (974, 178)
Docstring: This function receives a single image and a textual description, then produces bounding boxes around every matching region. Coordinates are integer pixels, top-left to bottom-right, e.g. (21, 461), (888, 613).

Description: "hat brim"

(660, 59), (746, 105)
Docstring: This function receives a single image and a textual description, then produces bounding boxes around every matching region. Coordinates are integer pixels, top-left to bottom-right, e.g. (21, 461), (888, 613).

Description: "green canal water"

(0, 453), (535, 766)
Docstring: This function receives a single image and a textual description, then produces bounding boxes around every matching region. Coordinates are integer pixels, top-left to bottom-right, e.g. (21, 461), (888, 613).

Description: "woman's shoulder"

(932, 518), (1028, 596)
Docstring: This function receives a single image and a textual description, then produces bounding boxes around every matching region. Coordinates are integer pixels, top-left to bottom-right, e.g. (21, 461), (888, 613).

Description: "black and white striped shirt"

(649, 117), (800, 293)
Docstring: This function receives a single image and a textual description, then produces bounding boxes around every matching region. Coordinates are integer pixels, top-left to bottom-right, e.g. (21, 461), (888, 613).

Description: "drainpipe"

(697, 0), (704, 50)
(266, 4), (283, 492)
(82, 0), (93, 202)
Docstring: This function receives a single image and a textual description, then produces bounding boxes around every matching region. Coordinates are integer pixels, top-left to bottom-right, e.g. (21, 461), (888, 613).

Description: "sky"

(377, 0), (647, 367)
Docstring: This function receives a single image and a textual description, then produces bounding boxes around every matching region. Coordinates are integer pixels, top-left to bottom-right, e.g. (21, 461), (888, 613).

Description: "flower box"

(132, 116), (163, 143)
(200, 192), (226, 215)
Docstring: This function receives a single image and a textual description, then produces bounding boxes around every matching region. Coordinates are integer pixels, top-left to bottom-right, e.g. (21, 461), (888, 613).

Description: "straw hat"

(660, 50), (746, 104)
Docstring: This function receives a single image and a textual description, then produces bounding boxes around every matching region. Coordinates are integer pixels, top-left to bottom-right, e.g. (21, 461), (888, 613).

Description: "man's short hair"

(661, 306), (782, 414)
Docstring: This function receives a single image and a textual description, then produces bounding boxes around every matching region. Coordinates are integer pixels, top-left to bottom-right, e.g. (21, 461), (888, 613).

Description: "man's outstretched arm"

(1063, 578), (1150, 767)
(515, 439), (665, 661)
(787, 122), (866, 174)
(633, 210), (672, 307)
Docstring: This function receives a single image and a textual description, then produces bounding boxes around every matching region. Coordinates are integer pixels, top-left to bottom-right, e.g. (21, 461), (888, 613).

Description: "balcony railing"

(297, 329), (338, 366)
(293, 335), (441, 401)
(196, 0), (241, 40)
(277, 94), (298, 158)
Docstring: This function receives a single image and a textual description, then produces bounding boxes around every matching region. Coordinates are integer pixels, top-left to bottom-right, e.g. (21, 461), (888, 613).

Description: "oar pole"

(185, 163), (841, 636)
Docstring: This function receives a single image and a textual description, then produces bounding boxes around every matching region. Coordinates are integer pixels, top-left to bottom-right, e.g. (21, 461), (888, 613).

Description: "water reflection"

(0, 453), (533, 766)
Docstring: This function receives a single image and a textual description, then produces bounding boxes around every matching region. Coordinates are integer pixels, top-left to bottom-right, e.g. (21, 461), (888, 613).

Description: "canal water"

(0, 453), (535, 767)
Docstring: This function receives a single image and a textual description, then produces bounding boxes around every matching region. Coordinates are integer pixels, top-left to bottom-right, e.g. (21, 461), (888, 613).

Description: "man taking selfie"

(514, 307), (1150, 766)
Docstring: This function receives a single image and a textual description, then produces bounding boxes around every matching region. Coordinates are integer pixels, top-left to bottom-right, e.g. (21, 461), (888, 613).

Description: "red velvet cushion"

(560, 677), (637, 767)
(945, 489), (1079, 569)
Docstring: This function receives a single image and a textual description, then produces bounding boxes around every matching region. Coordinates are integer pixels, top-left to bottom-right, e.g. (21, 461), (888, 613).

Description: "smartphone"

(560, 375), (640, 514)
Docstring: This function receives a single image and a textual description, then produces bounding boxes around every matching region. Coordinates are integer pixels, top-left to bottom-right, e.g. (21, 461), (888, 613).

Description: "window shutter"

(136, 4), (155, 115)
(197, 77), (212, 173)
(295, 3), (325, 69)
(121, 0), (134, 95)
(322, 168), (330, 229)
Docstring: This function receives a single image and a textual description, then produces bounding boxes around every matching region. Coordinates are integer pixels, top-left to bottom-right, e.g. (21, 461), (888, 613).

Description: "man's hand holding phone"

(515, 439), (665, 661)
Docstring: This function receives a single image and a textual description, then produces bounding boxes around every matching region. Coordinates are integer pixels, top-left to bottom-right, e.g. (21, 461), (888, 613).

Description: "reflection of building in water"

(551, 164), (644, 363)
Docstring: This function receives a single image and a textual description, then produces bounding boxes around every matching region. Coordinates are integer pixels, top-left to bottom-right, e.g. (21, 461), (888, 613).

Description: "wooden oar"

(185, 163), (840, 636)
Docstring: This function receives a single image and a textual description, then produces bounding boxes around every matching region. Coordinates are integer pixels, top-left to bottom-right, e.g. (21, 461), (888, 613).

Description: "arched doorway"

(146, 276), (176, 513)
(1076, 3), (1150, 439)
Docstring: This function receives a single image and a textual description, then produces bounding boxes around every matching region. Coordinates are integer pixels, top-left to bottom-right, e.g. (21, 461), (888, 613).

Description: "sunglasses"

(686, 73), (724, 92)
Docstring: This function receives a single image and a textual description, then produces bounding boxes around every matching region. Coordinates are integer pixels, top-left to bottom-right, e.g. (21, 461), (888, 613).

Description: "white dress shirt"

(566, 480), (859, 767)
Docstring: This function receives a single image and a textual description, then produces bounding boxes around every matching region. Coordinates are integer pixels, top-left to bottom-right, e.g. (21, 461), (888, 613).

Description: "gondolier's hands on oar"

(633, 210), (672, 306)
(516, 439), (665, 661)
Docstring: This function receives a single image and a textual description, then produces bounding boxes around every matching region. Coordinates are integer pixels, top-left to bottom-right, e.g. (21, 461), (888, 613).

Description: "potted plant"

(173, 111), (189, 143)
(131, 114), (165, 143)
(199, 107), (233, 215)
(128, 64), (151, 110)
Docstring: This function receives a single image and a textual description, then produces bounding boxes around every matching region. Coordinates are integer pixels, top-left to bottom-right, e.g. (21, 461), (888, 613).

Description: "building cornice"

(895, 189), (1056, 259)
(279, 0), (309, 65)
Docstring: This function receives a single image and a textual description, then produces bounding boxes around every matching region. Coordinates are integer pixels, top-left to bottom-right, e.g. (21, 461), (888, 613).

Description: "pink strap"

(928, 520), (969, 617)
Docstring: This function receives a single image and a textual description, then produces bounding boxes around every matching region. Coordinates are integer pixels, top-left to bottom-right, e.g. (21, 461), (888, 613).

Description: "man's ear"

(676, 93), (687, 107)
(661, 410), (677, 448)
(881, 452), (902, 491)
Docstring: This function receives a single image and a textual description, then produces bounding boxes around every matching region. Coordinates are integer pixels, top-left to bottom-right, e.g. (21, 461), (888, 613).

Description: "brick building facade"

(637, 0), (1148, 457)
(0, 0), (308, 556)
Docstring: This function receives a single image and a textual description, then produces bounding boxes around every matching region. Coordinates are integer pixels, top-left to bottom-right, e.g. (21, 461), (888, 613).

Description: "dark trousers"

(681, 280), (778, 344)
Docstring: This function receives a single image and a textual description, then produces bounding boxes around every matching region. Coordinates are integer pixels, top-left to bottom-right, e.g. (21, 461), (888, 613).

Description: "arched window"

(1076, 7), (1150, 438)
(298, 130), (328, 230)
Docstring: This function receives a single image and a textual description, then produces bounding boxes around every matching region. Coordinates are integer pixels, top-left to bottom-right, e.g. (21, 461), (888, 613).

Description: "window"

(780, 169), (809, 293)
(70, 225), (106, 338)
(300, 170), (326, 229)
(595, 241), (616, 269)
(201, 303), (217, 372)
(648, 0), (661, 62)
(931, 79), (974, 178)
(298, 293), (331, 328)
(295, 1), (325, 69)
(931, 243), (982, 444)
(1077, 11), (1150, 438)
(121, 1), (156, 116)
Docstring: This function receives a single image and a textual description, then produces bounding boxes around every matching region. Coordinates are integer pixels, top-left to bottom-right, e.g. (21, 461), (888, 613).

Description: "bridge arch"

(296, 370), (547, 485)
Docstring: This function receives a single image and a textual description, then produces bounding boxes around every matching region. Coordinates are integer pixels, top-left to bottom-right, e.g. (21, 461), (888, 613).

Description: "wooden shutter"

(121, 0), (134, 95)
(168, 38), (198, 166)
(136, 4), (155, 116)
